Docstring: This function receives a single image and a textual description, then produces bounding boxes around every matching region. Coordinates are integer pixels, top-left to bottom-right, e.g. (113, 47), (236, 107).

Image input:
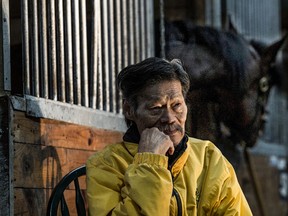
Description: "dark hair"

(117, 57), (190, 126)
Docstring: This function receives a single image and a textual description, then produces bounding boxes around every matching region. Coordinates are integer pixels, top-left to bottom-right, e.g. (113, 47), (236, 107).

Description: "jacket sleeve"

(86, 152), (173, 216)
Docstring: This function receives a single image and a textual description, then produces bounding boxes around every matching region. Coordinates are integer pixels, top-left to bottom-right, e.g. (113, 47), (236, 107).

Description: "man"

(86, 57), (252, 215)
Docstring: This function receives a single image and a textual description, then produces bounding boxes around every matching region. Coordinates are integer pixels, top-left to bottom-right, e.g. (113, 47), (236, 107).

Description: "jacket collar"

(123, 124), (140, 143)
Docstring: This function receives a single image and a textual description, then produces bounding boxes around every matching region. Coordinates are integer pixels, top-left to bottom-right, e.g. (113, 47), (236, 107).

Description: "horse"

(163, 20), (287, 168)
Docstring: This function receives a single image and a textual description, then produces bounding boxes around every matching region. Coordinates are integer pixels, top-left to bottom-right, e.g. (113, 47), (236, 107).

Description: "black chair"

(47, 165), (87, 216)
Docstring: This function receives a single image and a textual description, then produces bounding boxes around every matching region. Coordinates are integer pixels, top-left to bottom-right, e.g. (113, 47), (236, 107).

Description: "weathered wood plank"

(14, 188), (88, 216)
(12, 108), (124, 215)
(14, 142), (90, 189)
(243, 153), (288, 216)
(0, 18), (3, 95)
(13, 111), (123, 150)
(0, 97), (11, 216)
(14, 188), (50, 216)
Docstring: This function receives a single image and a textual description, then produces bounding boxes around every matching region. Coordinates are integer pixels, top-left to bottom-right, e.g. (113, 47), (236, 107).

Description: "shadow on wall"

(16, 144), (62, 215)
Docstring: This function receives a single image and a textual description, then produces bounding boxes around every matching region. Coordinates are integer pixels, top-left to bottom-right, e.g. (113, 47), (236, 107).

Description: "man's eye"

(174, 103), (181, 108)
(151, 106), (161, 110)
(149, 106), (162, 114)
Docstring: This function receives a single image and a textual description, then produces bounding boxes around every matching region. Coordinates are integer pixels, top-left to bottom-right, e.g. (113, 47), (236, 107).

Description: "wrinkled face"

(127, 80), (187, 146)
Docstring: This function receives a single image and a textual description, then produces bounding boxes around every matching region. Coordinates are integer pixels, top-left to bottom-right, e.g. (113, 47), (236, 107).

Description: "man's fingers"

(139, 127), (174, 155)
(167, 146), (175, 155)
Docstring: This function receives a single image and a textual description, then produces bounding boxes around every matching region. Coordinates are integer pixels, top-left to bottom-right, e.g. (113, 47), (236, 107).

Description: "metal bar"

(134, 0), (140, 63)
(252, 0), (255, 38)
(2, 0), (11, 91)
(90, 0), (98, 109)
(205, 0), (212, 26)
(48, 0), (57, 100)
(241, 0), (244, 33)
(268, 0), (277, 41)
(57, 0), (66, 102)
(261, 0), (264, 39)
(140, 0), (146, 60)
(147, 0), (155, 57)
(128, 0), (135, 64)
(241, 0), (245, 35)
(234, 0), (240, 32)
(122, 0), (128, 67)
(252, 0), (256, 39)
(233, 0), (237, 30)
(90, 0), (103, 110)
(253, 0), (257, 39)
(109, 0), (116, 112)
(214, 0), (221, 28)
(32, 0), (39, 97)
(102, 0), (110, 111)
(260, 0), (263, 39)
(97, 0), (103, 110)
(265, 0), (269, 39)
(115, 0), (122, 70)
(253, 0), (256, 38)
(72, 0), (81, 105)
(115, 0), (123, 113)
(39, 0), (48, 98)
(22, 0), (30, 95)
(80, 0), (88, 107)
(276, 0), (281, 41)
(65, 0), (74, 103)
(246, 0), (250, 38)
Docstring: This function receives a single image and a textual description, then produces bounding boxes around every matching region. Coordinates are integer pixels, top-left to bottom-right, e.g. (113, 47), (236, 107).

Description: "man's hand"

(138, 127), (175, 155)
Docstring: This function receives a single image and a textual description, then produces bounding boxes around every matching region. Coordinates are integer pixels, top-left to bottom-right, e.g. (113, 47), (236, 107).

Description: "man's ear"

(123, 99), (135, 121)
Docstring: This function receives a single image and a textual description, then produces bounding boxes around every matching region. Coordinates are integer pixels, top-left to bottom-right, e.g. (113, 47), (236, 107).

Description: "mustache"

(159, 124), (183, 133)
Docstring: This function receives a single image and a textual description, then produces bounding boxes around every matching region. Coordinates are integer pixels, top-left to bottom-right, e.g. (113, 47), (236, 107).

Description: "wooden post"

(1, 0), (11, 95)
(0, 96), (13, 216)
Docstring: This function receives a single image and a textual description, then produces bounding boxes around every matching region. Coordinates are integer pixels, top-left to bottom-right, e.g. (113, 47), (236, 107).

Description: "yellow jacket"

(86, 137), (252, 215)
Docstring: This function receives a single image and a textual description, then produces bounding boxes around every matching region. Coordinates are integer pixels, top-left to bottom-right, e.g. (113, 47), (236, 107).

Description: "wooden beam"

(0, 96), (13, 215)
(13, 111), (123, 149)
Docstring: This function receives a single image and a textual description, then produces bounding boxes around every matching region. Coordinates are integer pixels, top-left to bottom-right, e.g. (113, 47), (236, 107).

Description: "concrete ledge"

(10, 95), (127, 132)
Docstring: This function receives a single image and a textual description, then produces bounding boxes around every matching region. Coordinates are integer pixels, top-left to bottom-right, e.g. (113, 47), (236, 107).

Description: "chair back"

(47, 165), (86, 216)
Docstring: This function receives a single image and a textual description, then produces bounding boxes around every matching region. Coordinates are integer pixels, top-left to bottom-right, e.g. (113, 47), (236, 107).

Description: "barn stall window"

(2, 0), (155, 131)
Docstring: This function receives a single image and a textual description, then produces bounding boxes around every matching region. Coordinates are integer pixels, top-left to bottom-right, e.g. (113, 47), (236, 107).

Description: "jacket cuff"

(133, 153), (168, 168)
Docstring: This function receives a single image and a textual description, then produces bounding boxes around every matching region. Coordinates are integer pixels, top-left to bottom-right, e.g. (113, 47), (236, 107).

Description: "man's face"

(128, 80), (187, 146)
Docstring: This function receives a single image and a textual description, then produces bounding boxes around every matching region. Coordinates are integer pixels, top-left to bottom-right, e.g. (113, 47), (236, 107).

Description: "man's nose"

(160, 108), (176, 123)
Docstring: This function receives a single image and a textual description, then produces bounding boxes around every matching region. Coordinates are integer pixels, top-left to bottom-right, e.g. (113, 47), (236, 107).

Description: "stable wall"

(1, 97), (287, 215)
(0, 96), (123, 215)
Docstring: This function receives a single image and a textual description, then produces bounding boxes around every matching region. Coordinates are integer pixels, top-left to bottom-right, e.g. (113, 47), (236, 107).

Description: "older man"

(86, 57), (252, 215)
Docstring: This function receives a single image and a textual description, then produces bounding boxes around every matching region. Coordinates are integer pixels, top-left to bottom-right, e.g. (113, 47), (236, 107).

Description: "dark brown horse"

(164, 20), (287, 167)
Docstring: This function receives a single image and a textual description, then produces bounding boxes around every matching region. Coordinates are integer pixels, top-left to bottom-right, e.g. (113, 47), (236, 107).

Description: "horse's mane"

(165, 21), (258, 95)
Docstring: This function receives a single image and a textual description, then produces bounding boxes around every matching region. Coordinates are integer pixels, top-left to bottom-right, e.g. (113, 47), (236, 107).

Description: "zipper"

(169, 172), (183, 216)
(169, 163), (183, 215)
(168, 136), (187, 215)
(173, 188), (182, 216)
